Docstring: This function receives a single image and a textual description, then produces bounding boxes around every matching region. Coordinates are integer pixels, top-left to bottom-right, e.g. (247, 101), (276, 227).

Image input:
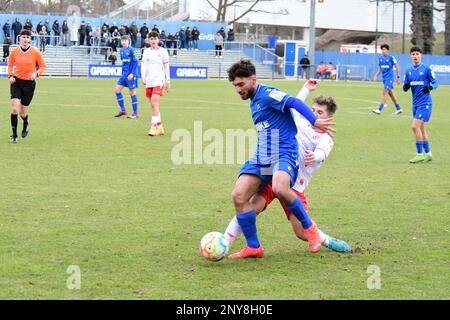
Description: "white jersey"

(140, 46), (170, 88)
(292, 111), (334, 194)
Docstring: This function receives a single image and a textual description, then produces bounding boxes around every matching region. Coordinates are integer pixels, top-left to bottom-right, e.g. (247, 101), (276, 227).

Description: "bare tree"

(206, 0), (288, 24)
(445, 0), (450, 55)
(0, 0), (13, 11)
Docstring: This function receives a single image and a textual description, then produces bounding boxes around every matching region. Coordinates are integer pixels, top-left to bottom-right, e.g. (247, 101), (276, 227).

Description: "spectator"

(39, 26), (48, 52)
(129, 21), (138, 47)
(316, 61), (326, 79)
(299, 54), (310, 79)
(226, 27), (235, 50)
(86, 22), (93, 47)
(24, 19), (33, 31)
(61, 20), (69, 46)
(108, 51), (117, 65)
(92, 26), (101, 53)
(215, 31), (224, 58)
(102, 21), (110, 30)
(139, 23), (149, 47)
(179, 27), (186, 50)
(79, 21), (87, 46)
(160, 30), (167, 47)
(70, 22), (78, 46)
(36, 21), (44, 34)
(11, 18), (22, 44)
(192, 26), (200, 51)
(2, 19), (11, 38)
(152, 24), (160, 34)
(111, 27), (120, 50)
(44, 19), (51, 45)
(218, 27), (226, 40)
(52, 20), (61, 46)
(185, 27), (192, 50)
(325, 62), (336, 80)
(173, 32), (180, 55)
(109, 22), (117, 35)
(100, 25), (109, 47)
(166, 32), (174, 54)
(119, 24), (128, 37)
(2, 36), (11, 62)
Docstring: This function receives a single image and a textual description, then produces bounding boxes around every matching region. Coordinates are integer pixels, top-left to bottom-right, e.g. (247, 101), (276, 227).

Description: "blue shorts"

(383, 79), (394, 90)
(238, 156), (299, 189)
(413, 104), (432, 122)
(117, 75), (138, 89)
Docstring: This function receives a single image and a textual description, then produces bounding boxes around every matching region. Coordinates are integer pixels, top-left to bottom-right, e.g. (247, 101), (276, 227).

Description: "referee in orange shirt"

(7, 29), (46, 144)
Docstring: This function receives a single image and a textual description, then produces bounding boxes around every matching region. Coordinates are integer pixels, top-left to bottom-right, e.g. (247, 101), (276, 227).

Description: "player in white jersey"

(141, 31), (171, 136)
(224, 80), (351, 253)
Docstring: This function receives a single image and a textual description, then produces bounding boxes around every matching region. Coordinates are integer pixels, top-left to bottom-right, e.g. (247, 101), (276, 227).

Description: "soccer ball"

(199, 232), (230, 261)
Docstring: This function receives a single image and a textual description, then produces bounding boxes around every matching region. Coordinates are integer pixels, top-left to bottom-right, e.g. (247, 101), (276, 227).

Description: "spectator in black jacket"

(11, 18), (22, 44)
(185, 26), (192, 50)
(24, 19), (33, 31)
(79, 21), (87, 45)
(61, 20), (69, 46)
(192, 26), (200, 51)
(52, 20), (61, 46)
(2, 20), (11, 38)
(3, 36), (11, 62)
(139, 23), (149, 48)
(86, 22), (93, 47)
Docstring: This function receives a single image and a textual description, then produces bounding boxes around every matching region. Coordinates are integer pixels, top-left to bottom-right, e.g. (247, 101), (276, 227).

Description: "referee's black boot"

(21, 128), (28, 138)
(10, 135), (18, 144)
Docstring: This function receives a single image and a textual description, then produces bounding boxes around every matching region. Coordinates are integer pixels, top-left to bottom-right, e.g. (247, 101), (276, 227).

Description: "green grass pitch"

(0, 78), (449, 299)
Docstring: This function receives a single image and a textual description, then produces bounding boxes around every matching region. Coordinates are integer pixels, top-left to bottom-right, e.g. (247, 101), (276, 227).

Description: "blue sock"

(416, 141), (424, 154)
(395, 104), (401, 110)
(116, 93), (125, 112)
(378, 103), (385, 111)
(423, 141), (431, 154)
(131, 95), (138, 115)
(285, 197), (313, 230)
(235, 211), (260, 249)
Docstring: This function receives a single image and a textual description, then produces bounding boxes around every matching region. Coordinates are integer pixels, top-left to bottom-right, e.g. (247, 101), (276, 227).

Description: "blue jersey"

(378, 54), (397, 80)
(120, 47), (138, 77)
(404, 64), (438, 107)
(250, 84), (298, 165)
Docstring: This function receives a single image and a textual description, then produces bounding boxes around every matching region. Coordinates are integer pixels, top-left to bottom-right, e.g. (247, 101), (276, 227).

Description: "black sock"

(11, 114), (18, 137)
(21, 115), (29, 132)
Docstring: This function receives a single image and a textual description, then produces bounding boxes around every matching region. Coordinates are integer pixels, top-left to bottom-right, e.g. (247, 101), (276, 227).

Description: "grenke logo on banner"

(89, 64), (208, 79)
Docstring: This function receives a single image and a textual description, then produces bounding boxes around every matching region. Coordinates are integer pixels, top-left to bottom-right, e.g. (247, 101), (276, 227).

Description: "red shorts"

(146, 86), (164, 98)
(258, 183), (309, 220)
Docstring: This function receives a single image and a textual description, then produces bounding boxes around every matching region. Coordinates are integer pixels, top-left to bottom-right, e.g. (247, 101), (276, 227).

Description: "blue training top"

(120, 46), (138, 77)
(378, 54), (397, 81)
(403, 64), (438, 107)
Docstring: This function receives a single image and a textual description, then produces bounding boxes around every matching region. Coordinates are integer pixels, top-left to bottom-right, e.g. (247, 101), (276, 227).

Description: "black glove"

(403, 83), (411, 91)
(422, 85), (433, 94)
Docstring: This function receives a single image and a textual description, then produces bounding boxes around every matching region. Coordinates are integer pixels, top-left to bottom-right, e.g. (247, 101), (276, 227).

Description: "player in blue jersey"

(403, 46), (439, 164)
(372, 44), (403, 115)
(226, 59), (335, 259)
(114, 35), (139, 118)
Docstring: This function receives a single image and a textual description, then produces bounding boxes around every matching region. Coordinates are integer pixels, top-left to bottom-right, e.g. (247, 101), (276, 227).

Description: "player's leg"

(127, 88), (139, 118)
(148, 88), (165, 136)
(18, 80), (35, 139)
(372, 88), (389, 114)
(114, 84), (127, 117)
(271, 169), (321, 253)
(228, 173), (265, 259)
(224, 184), (274, 245)
(10, 98), (21, 143)
(410, 118), (425, 163)
(421, 123), (432, 162)
(388, 89), (402, 114)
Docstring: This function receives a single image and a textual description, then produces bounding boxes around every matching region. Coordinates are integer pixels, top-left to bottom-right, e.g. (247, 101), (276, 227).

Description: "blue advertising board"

(0, 63), (8, 77)
(88, 64), (208, 80)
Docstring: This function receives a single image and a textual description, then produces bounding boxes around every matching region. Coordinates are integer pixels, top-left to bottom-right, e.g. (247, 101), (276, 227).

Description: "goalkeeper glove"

(422, 85), (433, 94)
(403, 83), (411, 92)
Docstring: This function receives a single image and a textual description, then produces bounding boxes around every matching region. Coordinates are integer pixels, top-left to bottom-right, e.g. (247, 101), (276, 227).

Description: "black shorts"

(10, 77), (36, 107)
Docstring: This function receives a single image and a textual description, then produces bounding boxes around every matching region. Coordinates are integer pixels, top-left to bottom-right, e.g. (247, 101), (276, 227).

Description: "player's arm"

(296, 79), (318, 102)
(402, 73), (411, 92)
(305, 135), (334, 166)
(394, 63), (401, 85)
(140, 51), (147, 85)
(127, 50), (138, 81)
(34, 49), (47, 79)
(423, 68), (439, 93)
(373, 67), (381, 81)
(163, 50), (171, 93)
(7, 50), (16, 84)
(285, 97), (335, 136)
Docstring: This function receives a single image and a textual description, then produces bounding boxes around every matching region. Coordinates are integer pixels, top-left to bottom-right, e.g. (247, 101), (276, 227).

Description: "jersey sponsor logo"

(0, 63), (7, 77)
(380, 65), (390, 69)
(410, 81), (425, 86)
(268, 90), (287, 102)
(255, 121), (270, 132)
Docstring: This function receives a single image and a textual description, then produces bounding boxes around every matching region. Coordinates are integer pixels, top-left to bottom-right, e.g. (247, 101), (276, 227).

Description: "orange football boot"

(304, 223), (322, 253)
(228, 245), (264, 259)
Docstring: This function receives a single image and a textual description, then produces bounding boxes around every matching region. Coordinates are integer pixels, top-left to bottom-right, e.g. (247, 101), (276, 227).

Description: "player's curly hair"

(313, 96), (338, 115)
(380, 44), (390, 50)
(410, 46), (423, 54)
(227, 59), (256, 81)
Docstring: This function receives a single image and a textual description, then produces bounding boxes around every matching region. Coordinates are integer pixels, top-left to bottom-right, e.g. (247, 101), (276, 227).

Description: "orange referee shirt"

(8, 46), (47, 81)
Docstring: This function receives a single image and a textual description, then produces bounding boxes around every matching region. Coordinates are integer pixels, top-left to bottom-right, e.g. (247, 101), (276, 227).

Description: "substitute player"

(114, 35), (139, 119)
(224, 80), (351, 253)
(403, 46), (439, 164)
(140, 31), (171, 136)
(7, 29), (46, 144)
(372, 44), (403, 115)
(226, 59), (335, 259)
